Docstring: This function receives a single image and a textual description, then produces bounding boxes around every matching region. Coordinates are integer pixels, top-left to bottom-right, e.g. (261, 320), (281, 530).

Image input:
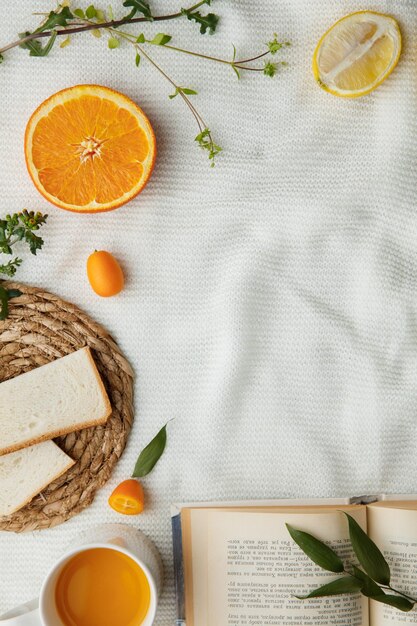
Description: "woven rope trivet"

(0, 282), (134, 533)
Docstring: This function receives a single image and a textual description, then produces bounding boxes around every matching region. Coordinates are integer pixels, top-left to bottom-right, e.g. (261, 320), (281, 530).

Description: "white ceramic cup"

(0, 524), (163, 626)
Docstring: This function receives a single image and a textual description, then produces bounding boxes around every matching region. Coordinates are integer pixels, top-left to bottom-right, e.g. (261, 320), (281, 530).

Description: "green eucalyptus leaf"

(181, 88), (197, 95)
(286, 525), (344, 573)
(73, 8), (85, 18)
(132, 421), (171, 478)
(136, 33), (145, 43)
(344, 513), (390, 585)
(135, 52), (141, 66)
(297, 576), (362, 599)
(352, 566), (383, 597)
(370, 595), (414, 612)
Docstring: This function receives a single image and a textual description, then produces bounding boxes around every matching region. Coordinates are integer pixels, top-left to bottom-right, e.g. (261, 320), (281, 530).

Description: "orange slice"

(25, 85), (156, 212)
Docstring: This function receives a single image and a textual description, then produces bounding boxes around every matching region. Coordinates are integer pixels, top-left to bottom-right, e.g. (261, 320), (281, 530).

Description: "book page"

(368, 503), (417, 625)
(184, 506), (368, 626)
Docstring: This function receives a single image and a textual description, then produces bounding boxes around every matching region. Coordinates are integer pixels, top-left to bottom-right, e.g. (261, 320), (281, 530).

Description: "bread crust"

(0, 347), (112, 457)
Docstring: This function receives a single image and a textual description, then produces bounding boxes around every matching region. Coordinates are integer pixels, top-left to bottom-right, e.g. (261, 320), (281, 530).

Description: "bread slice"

(0, 347), (112, 456)
(0, 441), (75, 517)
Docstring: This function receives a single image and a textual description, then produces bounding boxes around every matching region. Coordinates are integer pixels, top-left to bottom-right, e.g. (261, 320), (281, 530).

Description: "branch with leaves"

(0, 210), (48, 320)
(0, 1), (290, 165)
(287, 513), (416, 613)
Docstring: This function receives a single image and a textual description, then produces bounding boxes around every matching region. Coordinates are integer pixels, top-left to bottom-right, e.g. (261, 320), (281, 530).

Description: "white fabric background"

(1, 0), (417, 622)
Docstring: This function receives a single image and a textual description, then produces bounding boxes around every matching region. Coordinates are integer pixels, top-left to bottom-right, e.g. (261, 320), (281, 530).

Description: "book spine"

(172, 513), (186, 625)
(349, 495), (379, 505)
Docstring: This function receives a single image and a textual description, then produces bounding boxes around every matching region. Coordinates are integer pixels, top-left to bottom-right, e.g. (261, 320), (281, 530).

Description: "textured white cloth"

(1, 0), (417, 622)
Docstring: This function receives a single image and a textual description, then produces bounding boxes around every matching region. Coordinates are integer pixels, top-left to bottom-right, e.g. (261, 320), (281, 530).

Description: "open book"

(171, 496), (417, 626)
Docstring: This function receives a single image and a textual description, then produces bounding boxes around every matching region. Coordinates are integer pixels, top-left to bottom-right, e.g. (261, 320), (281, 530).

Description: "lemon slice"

(313, 11), (402, 98)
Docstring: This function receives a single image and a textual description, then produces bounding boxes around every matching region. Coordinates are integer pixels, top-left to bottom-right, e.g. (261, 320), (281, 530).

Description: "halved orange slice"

(313, 11), (402, 98)
(25, 85), (156, 212)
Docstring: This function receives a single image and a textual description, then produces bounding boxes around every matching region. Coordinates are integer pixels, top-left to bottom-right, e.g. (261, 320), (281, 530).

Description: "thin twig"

(0, 0), (209, 55)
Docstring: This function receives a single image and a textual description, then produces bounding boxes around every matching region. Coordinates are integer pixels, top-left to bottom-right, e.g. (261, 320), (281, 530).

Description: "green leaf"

(231, 64), (241, 80)
(267, 34), (291, 55)
(169, 86), (197, 99)
(297, 576), (362, 599)
(371, 595), (415, 612)
(20, 31), (58, 57)
(108, 36), (120, 49)
(195, 128), (222, 167)
(34, 7), (74, 34)
(149, 33), (172, 46)
(352, 566), (383, 597)
(123, 0), (153, 21)
(132, 421), (171, 478)
(135, 52), (141, 66)
(60, 36), (71, 48)
(25, 231), (44, 255)
(7, 289), (22, 300)
(91, 29), (102, 38)
(286, 525), (344, 573)
(264, 61), (278, 77)
(344, 513), (391, 585)
(169, 88), (180, 99)
(0, 54), (4, 64)
(136, 33), (146, 43)
(86, 5), (97, 19)
(73, 8), (85, 18)
(181, 8), (219, 35)
(0, 286), (9, 321)
(0, 258), (22, 278)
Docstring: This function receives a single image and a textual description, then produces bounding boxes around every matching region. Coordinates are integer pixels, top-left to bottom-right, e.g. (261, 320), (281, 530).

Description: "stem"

(126, 38), (267, 72)
(130, 41), (217, 158)
(155, 42), (236, 66)
(384, 585), (417, 603)
(134, 42), (203, 129)
(0, 0), (210, 55)
(235, 51), (270, 64)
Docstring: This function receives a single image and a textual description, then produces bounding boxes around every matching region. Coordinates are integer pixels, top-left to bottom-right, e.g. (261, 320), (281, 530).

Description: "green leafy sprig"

(0, 3), (291, 165)
(105, 28), (289, 165)
(287, 513), (417, 613)
(0, 210), (48, 319)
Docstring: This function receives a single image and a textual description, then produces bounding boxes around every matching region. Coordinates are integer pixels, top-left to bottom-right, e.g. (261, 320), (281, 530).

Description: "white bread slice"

(0, 347), (112, 456)
(0, 441), (75, 517)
